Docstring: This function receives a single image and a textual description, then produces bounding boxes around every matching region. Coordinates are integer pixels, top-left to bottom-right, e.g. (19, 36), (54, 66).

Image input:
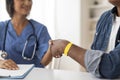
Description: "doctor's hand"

(49, 39), (69, 58)
(0, 59), (19, 70)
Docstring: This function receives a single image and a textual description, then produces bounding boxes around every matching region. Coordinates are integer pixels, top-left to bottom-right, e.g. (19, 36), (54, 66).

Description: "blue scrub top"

(0, 19), (51, 68)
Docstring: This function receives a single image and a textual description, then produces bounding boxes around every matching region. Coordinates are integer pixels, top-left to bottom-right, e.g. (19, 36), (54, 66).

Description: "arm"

(40, 45), (52, 66)
(37, 26), (52, 67)
(50, 39), (120, 79)
(68, 43), (86, 67)
(49, 39), (86, 67)
(99, 44), (120, 79)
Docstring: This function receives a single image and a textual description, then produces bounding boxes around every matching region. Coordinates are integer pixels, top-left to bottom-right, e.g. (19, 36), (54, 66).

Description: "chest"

(13, 26), (25, 36)
(0, 21), (37, 53)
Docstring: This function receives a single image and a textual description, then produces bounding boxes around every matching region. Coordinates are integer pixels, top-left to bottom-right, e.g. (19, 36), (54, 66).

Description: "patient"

(49, 0), (120, 79)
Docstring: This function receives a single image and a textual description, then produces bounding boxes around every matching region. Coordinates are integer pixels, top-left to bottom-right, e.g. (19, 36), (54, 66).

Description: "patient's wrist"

(64, 42), (72, 56)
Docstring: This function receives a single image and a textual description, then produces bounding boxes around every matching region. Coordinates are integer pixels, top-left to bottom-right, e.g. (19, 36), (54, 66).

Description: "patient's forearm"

(67, 44), (86, 68)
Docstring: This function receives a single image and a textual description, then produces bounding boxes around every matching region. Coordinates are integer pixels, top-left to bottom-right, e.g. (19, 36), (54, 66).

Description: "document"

(0, 64), (34, 79)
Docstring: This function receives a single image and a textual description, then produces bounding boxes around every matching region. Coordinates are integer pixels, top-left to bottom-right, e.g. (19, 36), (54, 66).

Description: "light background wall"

(54, 0), (81, 71)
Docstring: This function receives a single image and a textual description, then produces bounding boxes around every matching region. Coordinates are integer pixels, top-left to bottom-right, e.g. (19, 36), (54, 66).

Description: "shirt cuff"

(85, 50), (104, 77)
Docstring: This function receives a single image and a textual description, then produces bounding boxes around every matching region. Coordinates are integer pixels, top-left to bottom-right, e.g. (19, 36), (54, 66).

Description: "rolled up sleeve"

(85, 50), (104, 77)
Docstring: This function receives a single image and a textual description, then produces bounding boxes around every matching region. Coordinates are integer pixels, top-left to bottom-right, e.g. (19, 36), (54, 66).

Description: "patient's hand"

(0, 59), (19, 70)
(49, 39), (69, 58)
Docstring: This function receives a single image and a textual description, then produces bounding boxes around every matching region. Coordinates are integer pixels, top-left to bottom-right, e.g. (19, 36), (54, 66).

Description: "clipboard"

(0, 64), (34, 79)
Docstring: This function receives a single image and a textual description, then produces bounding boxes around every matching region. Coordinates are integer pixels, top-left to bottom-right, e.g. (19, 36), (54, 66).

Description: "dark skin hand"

(49, 39), (69, 58)
(49, 39), (86, 68)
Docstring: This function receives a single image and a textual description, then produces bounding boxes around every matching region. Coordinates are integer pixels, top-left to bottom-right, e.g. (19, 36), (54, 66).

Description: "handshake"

(49, 39), (72, 58)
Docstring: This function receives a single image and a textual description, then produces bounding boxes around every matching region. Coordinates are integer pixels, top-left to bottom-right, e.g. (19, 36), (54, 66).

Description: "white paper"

(0, 64), (34, 78)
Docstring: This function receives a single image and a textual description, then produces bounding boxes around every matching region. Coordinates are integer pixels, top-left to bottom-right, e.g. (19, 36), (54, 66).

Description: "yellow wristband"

(64, 42), (72, 56)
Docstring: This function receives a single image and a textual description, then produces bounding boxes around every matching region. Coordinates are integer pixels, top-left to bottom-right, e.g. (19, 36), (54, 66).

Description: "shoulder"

(29, 19), (47, 29)
(100, 7), (116, 19)
(0, 20), (10, 38)
(29, 19), (49, 35)
(95, 8), (113, 32)
(100, 10), (112, 19)
(0, 20), (9, 28)
(97, 8), (114, 24)
(0, 20), (10, 32)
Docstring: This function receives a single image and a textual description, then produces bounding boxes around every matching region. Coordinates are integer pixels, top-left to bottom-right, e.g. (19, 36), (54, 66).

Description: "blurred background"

(0, 0), (113, 71)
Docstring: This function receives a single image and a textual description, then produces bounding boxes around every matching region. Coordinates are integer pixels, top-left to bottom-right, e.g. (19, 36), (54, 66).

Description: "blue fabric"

(91, 7), (120, 78)
(0, 19), (51, 68)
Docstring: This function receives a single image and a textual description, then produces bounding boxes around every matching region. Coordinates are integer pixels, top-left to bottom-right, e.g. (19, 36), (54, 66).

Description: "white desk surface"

(0, 68), (119, 80)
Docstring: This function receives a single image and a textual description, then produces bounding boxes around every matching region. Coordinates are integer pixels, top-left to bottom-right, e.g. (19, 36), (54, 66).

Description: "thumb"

(48, 40), (53, 53)
(49, 40), (53, 46)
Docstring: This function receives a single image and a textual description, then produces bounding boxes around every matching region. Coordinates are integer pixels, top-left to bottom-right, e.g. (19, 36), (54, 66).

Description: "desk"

(0, 68), (119, 80)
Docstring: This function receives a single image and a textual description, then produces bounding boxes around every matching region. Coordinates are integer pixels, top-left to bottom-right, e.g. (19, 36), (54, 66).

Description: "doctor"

(50, 0), (120, 79)
(0, 0), (52, 70)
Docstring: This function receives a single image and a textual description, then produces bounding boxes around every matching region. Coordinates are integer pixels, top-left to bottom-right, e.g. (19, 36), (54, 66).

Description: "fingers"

(49, 40), (53, 45)
(0, 59), (19, 70)
(48, 40), (53, 52)
(49, 40), (63, 58)
(54, 49), (62, 58)
(54, 54), (62, 58)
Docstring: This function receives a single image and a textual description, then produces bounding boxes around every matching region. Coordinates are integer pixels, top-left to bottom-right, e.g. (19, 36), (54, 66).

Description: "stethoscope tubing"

(2, 20), (37, 60)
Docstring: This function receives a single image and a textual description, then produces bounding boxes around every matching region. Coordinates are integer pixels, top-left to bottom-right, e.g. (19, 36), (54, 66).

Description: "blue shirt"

(0, 19), (51, 68)
(85, 7), (120, 79)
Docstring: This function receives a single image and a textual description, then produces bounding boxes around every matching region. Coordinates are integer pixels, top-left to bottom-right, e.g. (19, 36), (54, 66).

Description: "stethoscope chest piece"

(0, 50), (7, 60)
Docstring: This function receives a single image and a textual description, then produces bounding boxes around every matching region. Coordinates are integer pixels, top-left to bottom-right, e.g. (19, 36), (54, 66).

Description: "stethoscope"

(0, 20), (37, 60)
